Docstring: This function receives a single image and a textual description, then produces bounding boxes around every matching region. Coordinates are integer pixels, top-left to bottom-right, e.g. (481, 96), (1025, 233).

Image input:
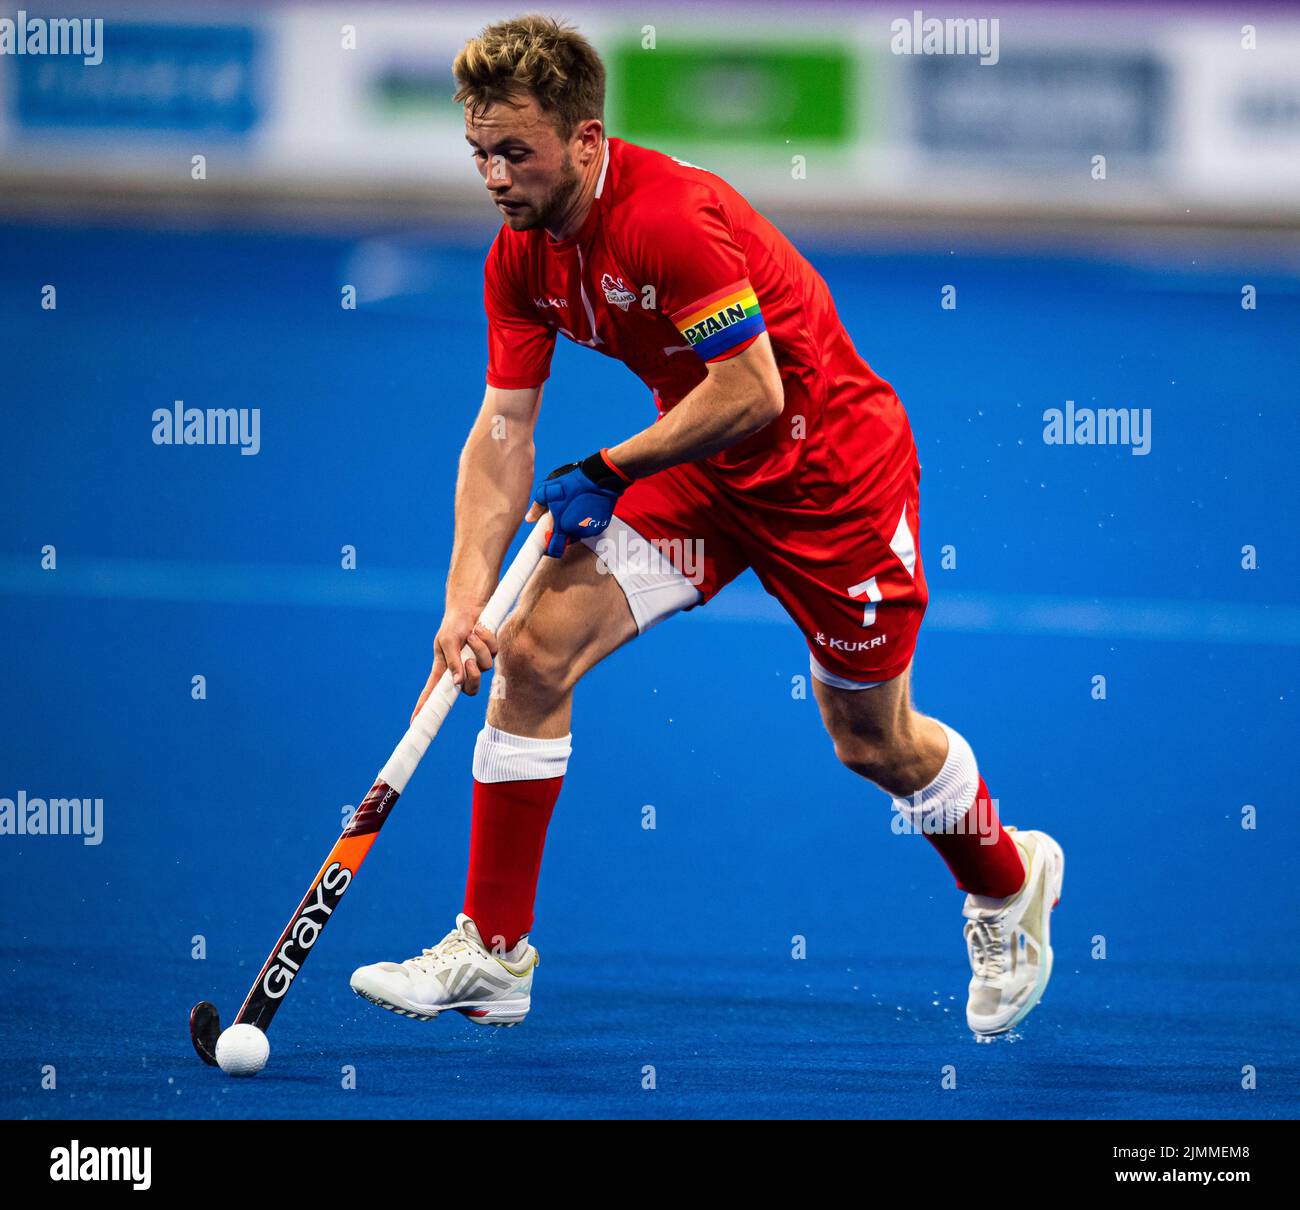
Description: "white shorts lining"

(581, 516), (703, 634)
(809, 652), (886, 691)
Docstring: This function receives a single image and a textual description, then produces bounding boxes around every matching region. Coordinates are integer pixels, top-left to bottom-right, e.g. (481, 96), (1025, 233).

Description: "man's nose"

(485, 155), (511, 191)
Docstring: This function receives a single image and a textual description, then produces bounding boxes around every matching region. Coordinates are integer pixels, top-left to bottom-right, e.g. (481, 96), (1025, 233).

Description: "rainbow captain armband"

(670, 279), (765, 362)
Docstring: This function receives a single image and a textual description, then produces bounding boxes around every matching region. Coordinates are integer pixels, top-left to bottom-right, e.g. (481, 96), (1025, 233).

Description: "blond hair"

(453, 14), (605, 138)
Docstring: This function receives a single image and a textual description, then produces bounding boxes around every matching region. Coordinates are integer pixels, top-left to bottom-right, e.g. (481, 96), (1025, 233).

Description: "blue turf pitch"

(1, 219), (1297, 1119)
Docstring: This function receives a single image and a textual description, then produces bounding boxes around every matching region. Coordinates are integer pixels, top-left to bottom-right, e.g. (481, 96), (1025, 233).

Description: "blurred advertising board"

(10, 20), (261, 135)
(0, 2), (1296, 222)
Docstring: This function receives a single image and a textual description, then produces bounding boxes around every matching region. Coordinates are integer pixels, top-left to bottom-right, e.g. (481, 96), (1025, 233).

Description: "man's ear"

(573, 118), (604, 164)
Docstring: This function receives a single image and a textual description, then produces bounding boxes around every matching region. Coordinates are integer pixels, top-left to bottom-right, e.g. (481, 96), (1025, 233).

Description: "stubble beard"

(510, 153), (581, 233)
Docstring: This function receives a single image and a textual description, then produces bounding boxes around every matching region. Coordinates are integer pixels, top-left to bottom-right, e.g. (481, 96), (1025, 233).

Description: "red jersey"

(484, 137), (913, 506)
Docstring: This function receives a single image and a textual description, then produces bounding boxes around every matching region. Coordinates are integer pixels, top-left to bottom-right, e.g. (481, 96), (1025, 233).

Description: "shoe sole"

(972, 833), (1065, 1036)
(349, 981), (530, 1027)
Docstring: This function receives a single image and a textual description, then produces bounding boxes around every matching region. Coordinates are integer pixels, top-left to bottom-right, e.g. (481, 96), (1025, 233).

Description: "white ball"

(215, 1024), (270, 1077)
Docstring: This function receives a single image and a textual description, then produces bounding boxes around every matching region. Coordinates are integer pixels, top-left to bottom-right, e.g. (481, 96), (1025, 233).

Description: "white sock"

(890, 722), (979, 832)
(472, 724), (572, 783)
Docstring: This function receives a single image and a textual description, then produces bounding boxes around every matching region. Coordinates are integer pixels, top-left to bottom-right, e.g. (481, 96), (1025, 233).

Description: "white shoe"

(350, 913), (537, 1027)
(962, 828), (1064, 1036)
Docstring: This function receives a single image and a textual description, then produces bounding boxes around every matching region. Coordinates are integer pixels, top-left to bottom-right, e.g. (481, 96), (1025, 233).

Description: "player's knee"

(831, 731), (898, 783)
(829, 720), (925, 789)
(496, 620), (577, 698)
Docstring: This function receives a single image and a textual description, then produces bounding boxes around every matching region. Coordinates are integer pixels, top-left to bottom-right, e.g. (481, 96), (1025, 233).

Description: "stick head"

(189, 1001), (221, 1066)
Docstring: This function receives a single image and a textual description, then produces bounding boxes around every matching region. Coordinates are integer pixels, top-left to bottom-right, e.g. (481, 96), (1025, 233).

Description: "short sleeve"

(484, 234), (556, 390)
(636, 191), (766, 363)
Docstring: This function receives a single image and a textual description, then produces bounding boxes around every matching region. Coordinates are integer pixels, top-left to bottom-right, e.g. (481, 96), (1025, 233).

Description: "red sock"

(925, 777), (1026, 898)
(463, 775), (562, 953)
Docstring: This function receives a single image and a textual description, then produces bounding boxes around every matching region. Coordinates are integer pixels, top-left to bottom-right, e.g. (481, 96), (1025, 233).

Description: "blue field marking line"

(3, 556), (1296, 646)
(701, 584), (1300, 646)
(0, 556), (438, 610)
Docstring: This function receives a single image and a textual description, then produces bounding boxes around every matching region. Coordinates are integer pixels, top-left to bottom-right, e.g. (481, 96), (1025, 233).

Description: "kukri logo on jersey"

(813, 632), (889, 653)
(261, 862), (352, 999)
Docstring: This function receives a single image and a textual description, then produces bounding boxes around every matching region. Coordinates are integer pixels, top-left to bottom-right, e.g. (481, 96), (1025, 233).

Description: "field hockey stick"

(189, 513), (551, 1065)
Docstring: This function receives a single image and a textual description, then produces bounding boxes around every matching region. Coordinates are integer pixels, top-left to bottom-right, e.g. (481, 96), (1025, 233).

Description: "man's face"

(465, 95), (580, 232)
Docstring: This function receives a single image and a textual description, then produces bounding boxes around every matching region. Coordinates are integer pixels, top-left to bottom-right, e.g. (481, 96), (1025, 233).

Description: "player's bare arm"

(605, 334), (783, 478)
(528, 334), (783, 555)
(412, 384), (540, 715)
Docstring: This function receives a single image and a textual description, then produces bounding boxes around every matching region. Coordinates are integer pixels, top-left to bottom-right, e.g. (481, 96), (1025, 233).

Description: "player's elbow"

(739, 375), (784, 434)
(709, 335), (784, 433)
(741, 343), (785, 428)
(752, 381), (785, 426)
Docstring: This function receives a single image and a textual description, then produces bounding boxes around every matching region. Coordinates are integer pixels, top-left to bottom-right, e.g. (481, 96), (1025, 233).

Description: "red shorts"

(587, 452), (928, 684)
